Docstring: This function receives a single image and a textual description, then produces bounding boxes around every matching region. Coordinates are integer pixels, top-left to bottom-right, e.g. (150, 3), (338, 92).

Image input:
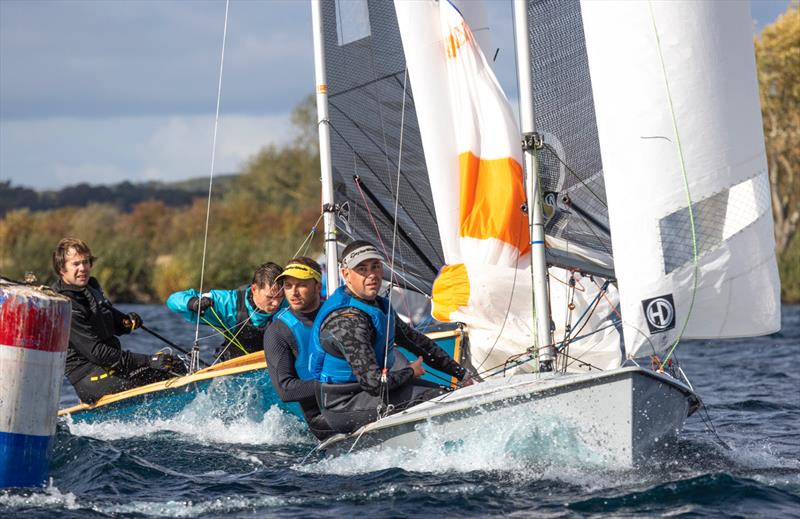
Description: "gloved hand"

(122, 312), (143, 332)
(148, 352), (188, 376)
(187, 296), (213, 314)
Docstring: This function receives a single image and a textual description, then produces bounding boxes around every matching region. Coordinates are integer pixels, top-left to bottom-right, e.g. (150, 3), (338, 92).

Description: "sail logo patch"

(642, 294), (675, 334)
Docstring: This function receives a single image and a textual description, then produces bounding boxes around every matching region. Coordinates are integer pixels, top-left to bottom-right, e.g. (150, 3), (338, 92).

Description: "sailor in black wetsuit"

(262, 257), (334, 440)
(308, 241), (473, 435)
(51, 238), (185, 404)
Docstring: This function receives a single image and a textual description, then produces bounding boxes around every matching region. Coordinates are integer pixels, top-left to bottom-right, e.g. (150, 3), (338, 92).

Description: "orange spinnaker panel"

(459, 152), (530, 254)
(432, 263), (470, 321)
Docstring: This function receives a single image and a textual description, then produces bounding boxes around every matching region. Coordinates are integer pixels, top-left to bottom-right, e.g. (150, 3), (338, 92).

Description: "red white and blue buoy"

(0, 279), (70, 488)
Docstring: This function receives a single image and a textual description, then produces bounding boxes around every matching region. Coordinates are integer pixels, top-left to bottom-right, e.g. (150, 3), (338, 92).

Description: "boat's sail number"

(641, 294), (676, 334)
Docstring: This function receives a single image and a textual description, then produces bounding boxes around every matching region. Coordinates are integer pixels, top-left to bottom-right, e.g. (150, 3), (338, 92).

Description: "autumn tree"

(755, 1), (800, 254)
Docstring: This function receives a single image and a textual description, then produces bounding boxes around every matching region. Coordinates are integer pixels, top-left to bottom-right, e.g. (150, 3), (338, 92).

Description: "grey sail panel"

(527, 0), (614, 269)
(321, 0), (444, 292)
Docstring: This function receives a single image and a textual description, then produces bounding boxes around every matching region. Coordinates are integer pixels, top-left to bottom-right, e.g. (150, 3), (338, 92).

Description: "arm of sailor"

(321, 310), (415, 396)
(394, 315), (467, 381)
(109, 305), (131, 335)
(166, 288), (236, 329)
(263, 325), (317, 403)
(68, 305), (150, 372)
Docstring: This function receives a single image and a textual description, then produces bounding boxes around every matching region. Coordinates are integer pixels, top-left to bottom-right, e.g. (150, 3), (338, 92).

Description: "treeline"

(0, 99), (322, 303)
(0, 176), (236, 217)
(755, 3), (800, 303)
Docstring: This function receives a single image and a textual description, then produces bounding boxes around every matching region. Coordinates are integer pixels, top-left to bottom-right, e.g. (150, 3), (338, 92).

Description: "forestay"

(581, 0), (781, 358)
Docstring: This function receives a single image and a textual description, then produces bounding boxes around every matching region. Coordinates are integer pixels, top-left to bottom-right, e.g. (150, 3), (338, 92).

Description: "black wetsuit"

(317, 294), (467, 434)
(262, 307), (334, 440)
(53, 277), (170, 404)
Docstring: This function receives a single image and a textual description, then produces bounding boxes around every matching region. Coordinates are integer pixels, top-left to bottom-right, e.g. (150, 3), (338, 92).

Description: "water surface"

(2, 305), (798, 518)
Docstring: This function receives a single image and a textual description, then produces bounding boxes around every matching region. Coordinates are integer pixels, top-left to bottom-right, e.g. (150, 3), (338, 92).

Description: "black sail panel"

(322, 0), (443, 292)
(527, 0), (614, 265)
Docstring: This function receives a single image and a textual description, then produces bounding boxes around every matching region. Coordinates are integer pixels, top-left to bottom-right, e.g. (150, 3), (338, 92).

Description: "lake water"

(2, 305), (799, 518)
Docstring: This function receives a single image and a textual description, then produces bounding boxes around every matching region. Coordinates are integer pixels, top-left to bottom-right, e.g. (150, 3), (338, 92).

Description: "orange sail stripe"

(432, 263), (470, 322)
(458, 152), (530, 253)
(445, 21), (472, 59)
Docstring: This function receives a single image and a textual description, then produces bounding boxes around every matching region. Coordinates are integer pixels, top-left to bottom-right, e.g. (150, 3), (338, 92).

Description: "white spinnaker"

(395, 0), (622, 373)
(393, 0), (498, 264)
(581, 0), (781, 358)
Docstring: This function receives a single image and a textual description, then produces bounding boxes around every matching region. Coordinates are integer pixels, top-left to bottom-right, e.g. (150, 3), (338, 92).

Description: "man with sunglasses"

(167, 262), (286, 361)
(262, 257), (334, 440)
(51, 237), (185, 404)
(308, 240), (472, 435)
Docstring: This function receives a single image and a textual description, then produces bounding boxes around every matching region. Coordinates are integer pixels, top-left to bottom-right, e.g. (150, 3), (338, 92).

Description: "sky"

(0, 0), (792, 190)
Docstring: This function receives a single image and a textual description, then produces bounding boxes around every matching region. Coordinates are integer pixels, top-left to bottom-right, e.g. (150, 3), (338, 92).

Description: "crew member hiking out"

(52, 237), (186, 404)
(262, 257), (334, 440)
(167, 262), (285, 361)
(308, 240), (472, 434)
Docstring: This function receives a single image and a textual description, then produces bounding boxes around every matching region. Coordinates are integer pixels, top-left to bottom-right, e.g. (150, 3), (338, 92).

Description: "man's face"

(342, 258), (383, 300)
(283, 276), (321, 313)
(251, 282), (284, 314)
(60, 248), (92, 287)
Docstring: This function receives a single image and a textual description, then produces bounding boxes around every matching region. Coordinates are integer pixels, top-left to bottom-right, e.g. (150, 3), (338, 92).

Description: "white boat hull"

(318, 366), (697, 467)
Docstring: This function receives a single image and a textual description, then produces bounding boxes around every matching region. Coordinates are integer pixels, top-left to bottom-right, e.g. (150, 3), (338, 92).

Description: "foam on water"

(0, 487), (292, 518)
(301, 404), (609, 477)
(0, 481), (79, 511)
(64, 388), (314, 446)
(96, 495), (289, 518)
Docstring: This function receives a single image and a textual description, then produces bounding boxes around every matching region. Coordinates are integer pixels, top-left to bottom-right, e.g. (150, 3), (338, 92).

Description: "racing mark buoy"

(0, 280), (70, 488)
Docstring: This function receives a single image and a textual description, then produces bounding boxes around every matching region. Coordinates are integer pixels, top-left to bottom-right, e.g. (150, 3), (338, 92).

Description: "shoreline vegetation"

(1, 4), (798, 304)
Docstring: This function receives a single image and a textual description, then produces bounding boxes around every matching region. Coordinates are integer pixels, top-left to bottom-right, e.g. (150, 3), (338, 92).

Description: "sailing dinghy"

(309, 0), (780, 466)
(57, 352), (301, 423)
(57, 325), (466, 423)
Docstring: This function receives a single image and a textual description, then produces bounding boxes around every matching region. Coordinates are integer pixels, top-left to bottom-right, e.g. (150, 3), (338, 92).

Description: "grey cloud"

(0, 0), (314, 120)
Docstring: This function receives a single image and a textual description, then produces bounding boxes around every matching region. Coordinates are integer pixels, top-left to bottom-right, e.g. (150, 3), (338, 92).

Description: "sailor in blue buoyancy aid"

(308, 240), (471, 434)
(166, 262), (286, 361)
(262, 257), (334, 440)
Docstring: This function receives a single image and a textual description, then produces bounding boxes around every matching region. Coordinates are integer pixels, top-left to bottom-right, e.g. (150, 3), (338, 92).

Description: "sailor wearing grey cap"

(307, 239), (471, 435)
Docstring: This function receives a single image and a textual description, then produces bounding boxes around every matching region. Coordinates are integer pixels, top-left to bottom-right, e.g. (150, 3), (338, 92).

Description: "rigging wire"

(291, 213), (324, 260)
(352, 174), (415, 319)
(542, 143), (608, 210)
(378, 67), (410, 419)
(191, 0), (230, 373)
(320, 199), (431, 298)
(542, 143), (613, 259)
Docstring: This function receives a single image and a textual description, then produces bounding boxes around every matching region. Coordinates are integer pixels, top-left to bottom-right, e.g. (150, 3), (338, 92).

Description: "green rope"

(647, 1), (699, 369)
(205, 306), (248, 356)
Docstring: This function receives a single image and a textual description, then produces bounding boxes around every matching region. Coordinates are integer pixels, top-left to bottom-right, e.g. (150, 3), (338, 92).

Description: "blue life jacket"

(275, 307), (314, 381)
(308, 286), (395, 384)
